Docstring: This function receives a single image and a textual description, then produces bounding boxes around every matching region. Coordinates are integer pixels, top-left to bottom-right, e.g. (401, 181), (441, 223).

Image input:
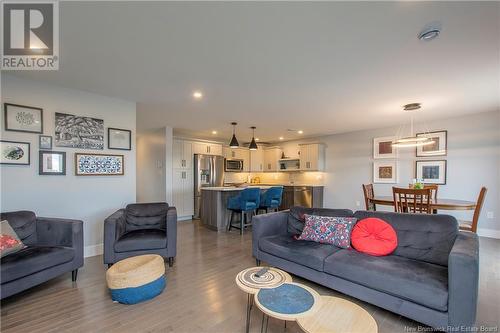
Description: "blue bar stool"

(258, 187), (283, 214)
(227, 188), (260, 234)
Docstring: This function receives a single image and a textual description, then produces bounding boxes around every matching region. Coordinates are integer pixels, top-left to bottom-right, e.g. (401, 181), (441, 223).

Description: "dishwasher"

(293, 186), (313, 208)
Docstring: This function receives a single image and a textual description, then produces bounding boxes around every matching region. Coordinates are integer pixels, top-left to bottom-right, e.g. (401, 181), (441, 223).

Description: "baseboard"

(178, 216), (193, 221)
(84, 243), (103, 258)
(477, 228), (500, 239)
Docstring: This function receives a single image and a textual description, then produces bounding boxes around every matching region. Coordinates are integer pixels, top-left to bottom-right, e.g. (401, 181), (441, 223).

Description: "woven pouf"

(106, 254), (166, 304)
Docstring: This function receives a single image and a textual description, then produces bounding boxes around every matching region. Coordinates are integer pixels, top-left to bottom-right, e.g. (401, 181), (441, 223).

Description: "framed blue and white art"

(75, 153), (124, 176)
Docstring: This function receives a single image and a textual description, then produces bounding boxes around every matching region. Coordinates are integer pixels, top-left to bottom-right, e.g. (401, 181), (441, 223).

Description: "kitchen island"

(200, 185), (324, 232)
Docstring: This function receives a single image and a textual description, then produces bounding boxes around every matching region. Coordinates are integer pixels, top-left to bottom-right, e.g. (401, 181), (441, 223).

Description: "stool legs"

(245, 293), (253, 333)
(228, 210), (234, 231)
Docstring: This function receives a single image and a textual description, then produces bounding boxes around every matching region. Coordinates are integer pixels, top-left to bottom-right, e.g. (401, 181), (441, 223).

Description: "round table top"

(298, 296), (378, 333)
(254, 282), (321, 321)
(372, 196), (476, 210)
(235, 267), (292, 294)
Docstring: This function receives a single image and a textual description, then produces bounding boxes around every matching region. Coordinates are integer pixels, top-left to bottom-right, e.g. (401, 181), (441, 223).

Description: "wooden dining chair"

(408, 184), (438, 200)
(362, 184), (376, 211)
(393, 187), (432, 214)
(459, 187), (487, 233)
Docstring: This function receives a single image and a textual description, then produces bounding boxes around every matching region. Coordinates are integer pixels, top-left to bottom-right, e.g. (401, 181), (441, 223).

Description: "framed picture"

(75, 153), (124, 176)
(416, 160), (447, 185)
(39, 151), (66, 175)
(373, 136), (397, 159)
(108, 128), (132, 150)
(0, 140), (30, 165)
(39, 135), (53, 149)
(373, 160), (398, 184)
(4, 103), (43, 134)
(55, 112), (104, 150)
(416, 130), (447, 157)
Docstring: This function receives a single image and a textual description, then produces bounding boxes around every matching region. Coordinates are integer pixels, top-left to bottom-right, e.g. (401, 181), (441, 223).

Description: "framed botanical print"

(39, 151), (66, 175)
(0, 140), (30, 165)
(416, 160), (447, 185)
(39, 135), (53, 149)
(75, 153), (124, 176)
(4, 103), (43, 134)
(108, 128), (132, 150)
(373, 160), (398, 184)
(373, 136), (397, 159)
(416, 130), (447, 157)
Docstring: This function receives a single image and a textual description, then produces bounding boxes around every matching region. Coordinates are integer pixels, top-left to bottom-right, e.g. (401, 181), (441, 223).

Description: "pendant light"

(392, 103), (435, 148)
(229, 122), (239, 148)
(249, 126), (258, 150)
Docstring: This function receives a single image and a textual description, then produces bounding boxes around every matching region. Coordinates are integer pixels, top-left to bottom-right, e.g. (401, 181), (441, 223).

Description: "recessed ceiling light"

(192, 91), (203, 99)
(211, 130), (217, 135)
(298, 130), (304, 134)
(279, 137), (284, 140)
(418, 28), (440, 41)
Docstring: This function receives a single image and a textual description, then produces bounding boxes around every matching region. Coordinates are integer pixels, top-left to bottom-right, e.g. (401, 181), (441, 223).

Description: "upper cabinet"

(250, 147), (264, 172)
(192, 142), (223, 156)
(173, 139), (193, 169)
(299, 143), (325, 171)
(224, 146), (250, 171)
(264, 147), (282, 172)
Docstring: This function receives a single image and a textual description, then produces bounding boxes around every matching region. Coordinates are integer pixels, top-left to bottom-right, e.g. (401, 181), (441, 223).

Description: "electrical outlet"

(355, 201), (361, 207)
(486, 211), (494, 219)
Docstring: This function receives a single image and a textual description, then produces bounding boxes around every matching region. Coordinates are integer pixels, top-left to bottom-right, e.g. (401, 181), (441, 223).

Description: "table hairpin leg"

(246, 293), (253, 333)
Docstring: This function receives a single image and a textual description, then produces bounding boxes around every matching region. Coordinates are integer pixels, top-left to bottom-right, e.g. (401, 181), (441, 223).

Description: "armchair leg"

(71, 269), (78, 282)
(256, 259), (261, 266)
(168, 257), (174, 267)
(107, 264), (113, 269)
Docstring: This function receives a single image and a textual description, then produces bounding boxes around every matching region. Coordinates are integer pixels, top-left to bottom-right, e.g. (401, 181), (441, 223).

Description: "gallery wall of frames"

(1, 103), (132, 176)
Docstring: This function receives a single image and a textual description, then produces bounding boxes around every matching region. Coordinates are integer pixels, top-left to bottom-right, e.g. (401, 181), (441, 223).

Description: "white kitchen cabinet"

(173, 168), (194, 218)
(250, 147), (264, 172)
(223, 147), (250, 171)
(264, 147), (282, 172)
(193, 142), (222, 155)
(299, 143), (325, 171)
(173, 139), (192, 169)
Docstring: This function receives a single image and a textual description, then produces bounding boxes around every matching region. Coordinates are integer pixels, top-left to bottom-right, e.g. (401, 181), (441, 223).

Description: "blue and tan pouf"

(106, 254), (166, 304)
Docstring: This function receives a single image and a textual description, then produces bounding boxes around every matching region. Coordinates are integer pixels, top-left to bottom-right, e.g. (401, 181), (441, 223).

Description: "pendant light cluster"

(392, 103), (435, 148)
(228, 122), (258, 150)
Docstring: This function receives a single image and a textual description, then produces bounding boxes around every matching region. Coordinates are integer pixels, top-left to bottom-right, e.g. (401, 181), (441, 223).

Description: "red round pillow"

(351, 218), (397, 256)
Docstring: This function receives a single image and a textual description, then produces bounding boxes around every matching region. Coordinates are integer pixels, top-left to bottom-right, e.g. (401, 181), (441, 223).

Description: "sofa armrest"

(103, 209), (126, 263)
(166, 206), (177, 257)
(36, 217), (83, 265)
(448, 231), (479, 328)
(252, 211), (289, 259)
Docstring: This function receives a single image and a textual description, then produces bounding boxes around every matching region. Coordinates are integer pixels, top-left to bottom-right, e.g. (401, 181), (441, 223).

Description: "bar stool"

(227, 188), (260, 235)
(258, 187), (283, 214)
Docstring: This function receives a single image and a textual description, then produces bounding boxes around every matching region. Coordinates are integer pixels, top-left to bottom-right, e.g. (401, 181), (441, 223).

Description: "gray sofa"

(104, 203), (177, 267)
(0, 211), (83, 300)
(252, 207), (479, 330)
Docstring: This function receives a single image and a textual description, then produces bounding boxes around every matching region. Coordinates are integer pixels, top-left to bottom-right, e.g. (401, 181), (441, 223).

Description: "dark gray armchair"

(0, 211), (84, 300)
(104, 203), (177, 267)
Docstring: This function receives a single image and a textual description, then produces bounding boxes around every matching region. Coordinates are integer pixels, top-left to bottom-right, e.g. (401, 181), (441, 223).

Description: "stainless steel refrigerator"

(194, 154), (225, 218)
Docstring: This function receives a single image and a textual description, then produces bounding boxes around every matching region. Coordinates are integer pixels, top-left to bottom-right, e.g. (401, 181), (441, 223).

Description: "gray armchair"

(104, 203), (177, 267)
(0, 211), (83, 299)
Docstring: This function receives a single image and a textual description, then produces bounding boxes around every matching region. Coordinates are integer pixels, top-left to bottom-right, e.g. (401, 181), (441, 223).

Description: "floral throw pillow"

(0, 220), (25, 258)
(297, 215), (357, 248)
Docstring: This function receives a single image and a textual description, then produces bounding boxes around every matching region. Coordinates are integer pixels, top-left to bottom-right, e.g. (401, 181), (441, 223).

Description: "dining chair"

(408, 184), (438, 200)
(362, 184), (376, 211)
(459, 187), (487, 233)
(393, 187), (432, 214)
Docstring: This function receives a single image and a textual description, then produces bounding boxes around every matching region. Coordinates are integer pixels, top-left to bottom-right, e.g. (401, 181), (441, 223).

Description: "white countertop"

(201, 184), (324, 191)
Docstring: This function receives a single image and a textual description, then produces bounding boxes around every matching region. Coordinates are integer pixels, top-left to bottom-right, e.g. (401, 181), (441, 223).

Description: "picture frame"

(39, 151), (66, 175)
(55, 112), (104, 150)
(416, 130), (447, 157)
(373, 136), (397, 159)
(373, 160), (398, 184)
(108, 127), (132, 150)
(39, 135), (53, 149)
(0, 140), (30, 165)
(4, 103), (43, 134)
(75, 153), (124, 176)
(415, 160), (447, 185)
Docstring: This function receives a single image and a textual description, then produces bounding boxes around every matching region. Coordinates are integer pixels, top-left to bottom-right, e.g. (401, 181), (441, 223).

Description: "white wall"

(279, 111), (500, 237)
(0, 75), (137, 256)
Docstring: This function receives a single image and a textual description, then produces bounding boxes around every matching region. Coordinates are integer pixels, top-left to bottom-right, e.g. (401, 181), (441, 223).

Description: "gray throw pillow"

(0, 220), (25, 258)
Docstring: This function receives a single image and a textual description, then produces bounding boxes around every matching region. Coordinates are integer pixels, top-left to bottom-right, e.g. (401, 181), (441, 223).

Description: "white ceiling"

(10, 1), (500, 143)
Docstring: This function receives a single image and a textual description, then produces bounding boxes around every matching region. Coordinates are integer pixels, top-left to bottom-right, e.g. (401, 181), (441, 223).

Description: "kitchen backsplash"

(224, 171), (325, 185)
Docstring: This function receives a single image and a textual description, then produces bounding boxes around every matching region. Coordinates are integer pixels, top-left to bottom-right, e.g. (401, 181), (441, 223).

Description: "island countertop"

(200, 184), (324, 191)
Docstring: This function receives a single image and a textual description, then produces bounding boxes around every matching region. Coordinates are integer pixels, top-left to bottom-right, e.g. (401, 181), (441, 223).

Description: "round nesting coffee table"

(236, 267), (292, 333)
(297, 296), (378, 333)
(254, 282), (321, 333)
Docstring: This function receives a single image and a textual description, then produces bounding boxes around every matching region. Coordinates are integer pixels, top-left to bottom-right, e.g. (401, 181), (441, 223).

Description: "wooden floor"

(1, 220), (499, 333)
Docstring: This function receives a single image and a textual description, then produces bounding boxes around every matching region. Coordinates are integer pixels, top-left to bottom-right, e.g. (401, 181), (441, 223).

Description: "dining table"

(371, 196), (476, 211)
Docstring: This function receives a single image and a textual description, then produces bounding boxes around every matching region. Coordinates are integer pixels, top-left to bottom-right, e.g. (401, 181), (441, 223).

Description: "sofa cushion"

(0, 211), (37, 244)
(125, 203), (168, 231)
(324, 250), (448, 311)
(0, 246), (75, 283)
(298, 215), (357, 249)
(114, 229), (167, 253)
(351, 218), (398, 256)
(354, 211), (457, 266)
(259, 235), (341, 271)
(288, 207), (354, 235)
